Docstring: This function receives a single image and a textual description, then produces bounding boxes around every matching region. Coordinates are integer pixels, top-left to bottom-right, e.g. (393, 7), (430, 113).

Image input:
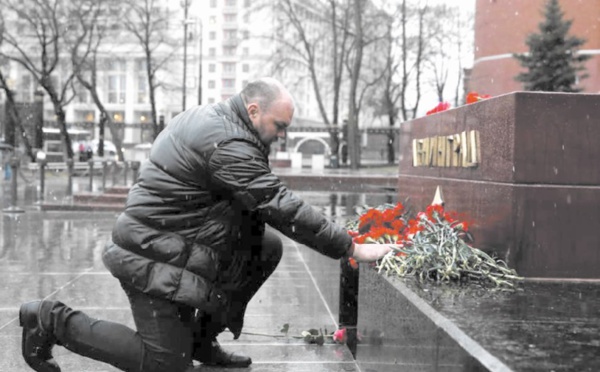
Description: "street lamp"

(36, 150), (47, 202)
(181, 0), (190, 112)
(197, 18), (203, 106)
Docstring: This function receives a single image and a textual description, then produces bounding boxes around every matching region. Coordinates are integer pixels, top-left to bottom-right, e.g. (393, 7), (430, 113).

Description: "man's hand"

(350, 243), (395, 262)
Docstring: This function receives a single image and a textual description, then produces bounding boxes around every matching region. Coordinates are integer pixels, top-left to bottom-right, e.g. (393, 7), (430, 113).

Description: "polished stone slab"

(397, 92), (600, 279)
(357, 265), (600, 371)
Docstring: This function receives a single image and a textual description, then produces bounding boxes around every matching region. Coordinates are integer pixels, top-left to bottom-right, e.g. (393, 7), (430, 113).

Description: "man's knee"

(262, 230), (283, 263)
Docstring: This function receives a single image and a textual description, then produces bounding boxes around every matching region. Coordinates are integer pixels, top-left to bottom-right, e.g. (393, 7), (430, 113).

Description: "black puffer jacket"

(102, 95), (352, 311)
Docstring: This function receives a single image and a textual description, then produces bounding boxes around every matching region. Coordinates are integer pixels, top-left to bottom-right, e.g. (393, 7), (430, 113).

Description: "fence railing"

(0, 159), (140, 211)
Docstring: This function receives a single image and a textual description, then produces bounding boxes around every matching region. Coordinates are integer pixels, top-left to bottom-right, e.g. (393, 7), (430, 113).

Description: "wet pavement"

(3, 165), (600, 371)
(0, 210), (359, 371)
(0, 167), (387, 371)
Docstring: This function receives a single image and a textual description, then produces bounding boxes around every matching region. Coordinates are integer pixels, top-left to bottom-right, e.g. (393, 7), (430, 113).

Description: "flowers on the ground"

(346, 202), (522, 289)
(426, 101), (451, 116)
(332, 328), (347, 343)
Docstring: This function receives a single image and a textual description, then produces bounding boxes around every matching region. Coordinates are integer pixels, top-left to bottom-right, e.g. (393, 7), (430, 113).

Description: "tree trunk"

(348, 0), (364, 170)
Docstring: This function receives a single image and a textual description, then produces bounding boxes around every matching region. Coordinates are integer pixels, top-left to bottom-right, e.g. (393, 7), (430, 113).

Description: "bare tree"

(380, 17), (401, 165)
(0, 21), (35, 160)
(425, 4), (468, 104)
(0, 0), (97, 161)
(0, 66), (36, 161)
(345, 0), (365, 169)
(453, 9), (474, 106)
(251, 0), (387, 168)
(122, 0), (179, 141)
(67, 0), (126, 161)
(260, 0), (351, 162)
(344, 0), (389, 169)
(394, 0), (430, 121)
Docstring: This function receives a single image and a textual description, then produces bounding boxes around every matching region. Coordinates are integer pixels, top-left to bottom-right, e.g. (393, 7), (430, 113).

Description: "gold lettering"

(412, 139), (419, 166)
(423, 138), (430, 166)
(461, 131), (469, 168)
(436, 136), (445, 167)
(453, 134), (461, 167)
(445, 136), (453, 167)
(429, 137), (438, 166)
(411, 130), (480, 168)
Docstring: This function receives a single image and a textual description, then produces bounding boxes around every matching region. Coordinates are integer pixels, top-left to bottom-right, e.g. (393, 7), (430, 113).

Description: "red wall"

(468, 0), (600, 96)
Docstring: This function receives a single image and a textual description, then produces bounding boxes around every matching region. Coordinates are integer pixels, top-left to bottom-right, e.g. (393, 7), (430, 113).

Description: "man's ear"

(247, 103), (259, 119)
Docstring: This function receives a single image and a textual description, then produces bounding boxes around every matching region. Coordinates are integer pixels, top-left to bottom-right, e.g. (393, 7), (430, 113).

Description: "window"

(75, 110), (95, 122)
(225, 0), (236, 6)
(209, 47), (216, 56)
(242, 30), (249, 40)
(109, 111), (125, 123)
(137, 75), (148, 104)
(208, 98), (215, 104)
(136, 60), (148, 104)
(18, 75), (34, 102)
(210, 0), (217, 7)
(242, 80), (248, 87)
(242, 64), (249, 73)
(136, 111), (151, 123)
(223, 63), (236, 73)
(209, 31), (216, 40)
(108, 76), (127, 104)
(208, 80), (215, 89)
(243, 13), (249, 23)
(224, 14), (236, 22)
(209, 64), (216, 72)
(223, 30), (237, 40)
(106, 59), (127, 104)
(244, 0), (250, 7)
(75, 89), (90, 104)
(242, 47), (249, 56)
(209, 16), (217, 25)
(222, 79), (235, 88)
(106, 59), (126, 71)
(223, 46), (236, 56)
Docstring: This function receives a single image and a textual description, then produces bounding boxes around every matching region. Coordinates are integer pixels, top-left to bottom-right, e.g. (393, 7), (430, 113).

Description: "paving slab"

(0, 211), (357, 371)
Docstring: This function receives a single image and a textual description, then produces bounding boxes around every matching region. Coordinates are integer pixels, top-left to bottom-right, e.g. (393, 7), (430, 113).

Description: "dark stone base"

(357, 266), (600, 372)
(397, 92), (600, 280)
(397, 176), (600, 279)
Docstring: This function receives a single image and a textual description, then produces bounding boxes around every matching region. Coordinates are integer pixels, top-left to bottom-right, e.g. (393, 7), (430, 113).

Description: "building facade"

(1, 0), (395, 164)
(467, 0), (600, 96)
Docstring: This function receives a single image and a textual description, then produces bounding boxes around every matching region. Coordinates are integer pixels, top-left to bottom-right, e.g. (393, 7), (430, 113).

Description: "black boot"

(19, 301), (61, 372)
(195, 340), (252, 368)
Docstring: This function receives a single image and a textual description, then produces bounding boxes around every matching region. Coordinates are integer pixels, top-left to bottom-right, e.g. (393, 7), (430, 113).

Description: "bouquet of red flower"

(425, 101), (451, 116)
(466, 91), (492, 104)
(347, 202), (521, 289)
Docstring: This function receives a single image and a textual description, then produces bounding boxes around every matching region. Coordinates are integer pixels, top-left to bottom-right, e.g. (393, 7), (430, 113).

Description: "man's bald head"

(241, 77), (294, 111)
(241, 78), (295, 146)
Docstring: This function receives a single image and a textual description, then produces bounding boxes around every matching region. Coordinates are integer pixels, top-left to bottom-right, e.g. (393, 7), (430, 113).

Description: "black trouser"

(45, 230), (283, 372)
(195, 229), (283, 341)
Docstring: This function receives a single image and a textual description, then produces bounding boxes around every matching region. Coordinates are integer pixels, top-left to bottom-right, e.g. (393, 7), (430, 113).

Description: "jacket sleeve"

(208, 139), (352, 259)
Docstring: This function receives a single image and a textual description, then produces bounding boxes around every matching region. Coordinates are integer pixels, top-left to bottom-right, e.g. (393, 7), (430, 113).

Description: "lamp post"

(2, 156), (25, 214)
(181, 0), (190, 112)
(197, 18), (203, 106)
(36, 150), (47, 202)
